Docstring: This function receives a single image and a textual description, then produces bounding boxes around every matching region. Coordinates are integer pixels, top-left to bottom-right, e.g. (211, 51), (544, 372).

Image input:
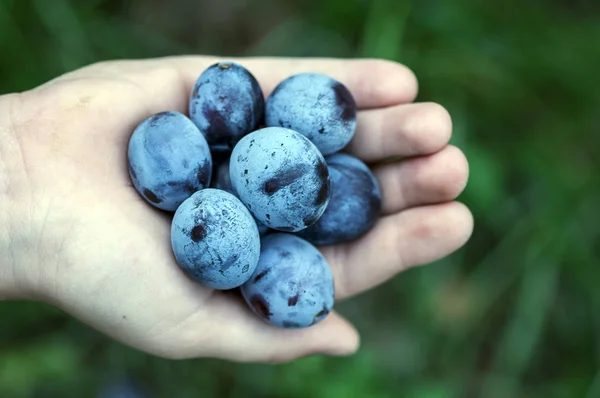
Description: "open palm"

(8, 56), (472, 363)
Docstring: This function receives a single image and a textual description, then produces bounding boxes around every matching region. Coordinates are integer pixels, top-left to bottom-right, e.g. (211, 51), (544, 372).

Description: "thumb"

(188, 292), (360, 363)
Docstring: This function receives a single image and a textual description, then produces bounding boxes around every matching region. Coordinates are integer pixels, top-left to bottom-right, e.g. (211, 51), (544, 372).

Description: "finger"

(374, 145), (469, 215)
(170, 56), (418, 109)
(322, 202), (474, 300)
(346, 102), (453, 162)
(70, 56), (418, 112)
(191, 293), (359, 363)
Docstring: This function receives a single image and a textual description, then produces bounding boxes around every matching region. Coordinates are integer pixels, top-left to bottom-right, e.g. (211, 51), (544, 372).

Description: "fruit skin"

(189, 62), (265, 152)
(265, 73), (357, 155)
(171, 189), (260, 290)
(297, 153), (381, 245)
(229, 127), (330, 232)
(127, 111), (212, 212)
(211, 157), (270, 236)
(241, 234), (334, 329)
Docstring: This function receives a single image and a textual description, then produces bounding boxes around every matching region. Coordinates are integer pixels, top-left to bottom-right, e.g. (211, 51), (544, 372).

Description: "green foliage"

(0, 0), (598, 396)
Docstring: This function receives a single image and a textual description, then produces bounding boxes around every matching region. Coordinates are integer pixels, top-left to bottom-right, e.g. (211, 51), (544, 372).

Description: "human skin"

(0, 56), (472, 363)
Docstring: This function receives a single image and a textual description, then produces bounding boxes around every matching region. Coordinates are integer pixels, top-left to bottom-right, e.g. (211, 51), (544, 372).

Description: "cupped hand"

(1, 56), (473, 363)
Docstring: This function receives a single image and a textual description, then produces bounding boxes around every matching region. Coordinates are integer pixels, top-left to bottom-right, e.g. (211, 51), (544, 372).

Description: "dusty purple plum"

(297, 153), (381, 245)
(127, 111), (212, 211)
(171, 189), (260, 290)
(241, 234), (335, 329)
(265, 73), (357, 155)
(189, 62), (264, 152)
(229, 127), (330, 232)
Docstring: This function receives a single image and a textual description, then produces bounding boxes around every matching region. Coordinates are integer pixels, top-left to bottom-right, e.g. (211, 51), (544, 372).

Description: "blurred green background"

(1, 0), (598, 397)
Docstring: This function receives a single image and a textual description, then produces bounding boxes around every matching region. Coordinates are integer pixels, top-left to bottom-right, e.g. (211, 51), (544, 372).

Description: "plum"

(265, 73), (357, 155)
(127, 111), (212, 212)
(229, 127), (330, 232)
(189, 62), (264, 152)
(171, 189), (260, 290)
(297, 153), (381, 245)
(241, 234), (334, 328)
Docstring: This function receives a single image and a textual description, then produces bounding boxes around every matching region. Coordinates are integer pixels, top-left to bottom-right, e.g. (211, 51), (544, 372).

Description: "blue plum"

(127, 111), (212, 212)
(189, 62), (264, 152)
(241, 234), (334, 328)
(171, 189), (260, 290)
(297, 153), (381, 245)
(211, 157), (270, 236)
(229, 127), (330, 232)
(265, 73), (357, 155)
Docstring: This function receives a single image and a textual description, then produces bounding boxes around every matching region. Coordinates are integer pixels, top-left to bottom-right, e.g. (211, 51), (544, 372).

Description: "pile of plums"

(127, 62), (381, 329)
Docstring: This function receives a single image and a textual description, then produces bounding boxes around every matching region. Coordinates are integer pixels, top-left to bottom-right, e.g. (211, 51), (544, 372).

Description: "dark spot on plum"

(263, 164), (309, 195)
(332, 82), (357, 122)
(143, 189), (161, 204)
(254, 269), (270, 282)
(250, 295), (272, 320)
(149, 111), (173, 127)
(266, 214), (271, 220)
(288, 293), (300, 306)
(282, 321), (301, 328)
(279, 250), (291, 258)
(280, 143), (284, 146)
(278, 119), (284, 127)
(202, 105), (232, 148)
(244, 169), (248, 175)
(264, 165), (268, 170)
(245, 179), (249, 185)
(221, 253), (240, 271)
(167, 180), (196, 194)
(242, 264), (249, 273)
(271, 152), (276, 157)
(190, 225), (207, 242)
(318, 127), (325, 134)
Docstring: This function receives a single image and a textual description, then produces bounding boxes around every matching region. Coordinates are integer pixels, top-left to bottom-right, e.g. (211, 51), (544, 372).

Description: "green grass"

(0, 0), (599, 396)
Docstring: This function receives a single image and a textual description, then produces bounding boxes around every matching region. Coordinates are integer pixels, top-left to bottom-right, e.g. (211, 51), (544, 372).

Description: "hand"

(0, 56), (473, 363)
